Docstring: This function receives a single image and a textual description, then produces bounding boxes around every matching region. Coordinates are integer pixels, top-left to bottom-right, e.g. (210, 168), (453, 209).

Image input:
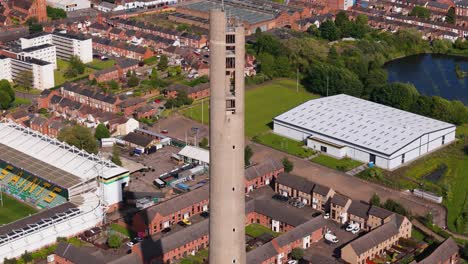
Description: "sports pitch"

(0, 193), (38, 225)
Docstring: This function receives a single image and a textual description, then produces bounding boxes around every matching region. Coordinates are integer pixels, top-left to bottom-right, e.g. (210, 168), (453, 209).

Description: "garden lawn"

(245, 223), (280, 238)
(180, 249), (209, 264)
(411, 228), (426, 242)
(0, 193), (38, 224)
(54, 59), (94, 86)
(87, 59), (116, 70)
(110, 223), (135, 238)
(182, 79), (319, 137)
(254, 133), (314, 158)
(311, 155), (362, 172)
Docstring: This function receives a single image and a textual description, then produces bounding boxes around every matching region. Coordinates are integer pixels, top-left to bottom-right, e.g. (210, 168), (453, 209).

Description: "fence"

(413, 189), (443, 204)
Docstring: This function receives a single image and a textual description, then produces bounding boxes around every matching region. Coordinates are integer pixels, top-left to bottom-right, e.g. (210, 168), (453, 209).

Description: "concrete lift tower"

(208, 8), (246, 264)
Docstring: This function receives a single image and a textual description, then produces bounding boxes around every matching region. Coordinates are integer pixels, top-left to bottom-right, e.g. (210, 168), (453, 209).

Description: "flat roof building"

(273, 94), (456, 170)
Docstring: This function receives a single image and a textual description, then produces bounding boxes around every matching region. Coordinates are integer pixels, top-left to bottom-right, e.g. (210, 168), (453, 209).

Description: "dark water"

(385, 54), (468, 104)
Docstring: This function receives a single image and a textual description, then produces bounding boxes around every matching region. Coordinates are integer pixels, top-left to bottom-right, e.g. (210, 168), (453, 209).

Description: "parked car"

(346, 223), (357, 232)
(133, 237), (143, 243)
(324, 213), (330, 219)
(324, 231), (339, 244)
(161, 227), (171, 234)
(272, 194), (288, 202)
(287, 261), (298, 264)
(351, 226), (360, 234)
(126, 242), (134, 247)
(296, 202), (305, 208)
(200, 211), (210, 218)
(182, 218), (192, 226)
(161, 129), (168, 134)
(312, 212), (322, 217)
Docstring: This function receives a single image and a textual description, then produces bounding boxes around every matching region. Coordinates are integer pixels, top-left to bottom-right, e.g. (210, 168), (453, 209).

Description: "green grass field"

(54, 59), (94, 86)
(254, 133), (314, 158)
(245, 223), (281, 238)
(0, 193), (38, 224)
(87, 59), (116, 70)
(386, 136), (468, 235)
(311, 155), (362, 172)
(182, 79), (319, 137)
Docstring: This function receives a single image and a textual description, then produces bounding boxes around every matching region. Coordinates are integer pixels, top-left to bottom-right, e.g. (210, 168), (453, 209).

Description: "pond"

(384, 54), (468, 105)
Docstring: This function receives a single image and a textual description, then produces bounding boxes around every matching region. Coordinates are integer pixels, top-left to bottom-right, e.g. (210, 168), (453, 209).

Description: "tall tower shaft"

(209, 9), (246, 264)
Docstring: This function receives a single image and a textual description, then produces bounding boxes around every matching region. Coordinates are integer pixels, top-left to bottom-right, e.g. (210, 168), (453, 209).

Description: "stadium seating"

(0, 165), (68, 209)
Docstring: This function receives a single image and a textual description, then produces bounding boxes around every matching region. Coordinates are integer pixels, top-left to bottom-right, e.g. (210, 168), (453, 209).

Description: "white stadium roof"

(274, 94), (455, 156)
(178, 145), (209, 164)
(0, 121), (128, 188)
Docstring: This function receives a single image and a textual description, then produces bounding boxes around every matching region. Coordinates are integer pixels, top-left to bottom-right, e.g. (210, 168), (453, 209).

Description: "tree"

(58, 125), (98, 154)
(410, 96), (433, 117)
(0, 90), (12, 110)
(3, 258), (18, 264)
(27, 18), (43, 34)
(47, 6), (67, 20)
(107, 234), (122, 248)
(245, 145), (253, 166)
(20, 251), (32, 263)
(422, 211), (433, 226)
(199, 137), (209, 149)
(95, 124), (110, 140)
(364, 69), (388, 97)
(370, 193), (381, 206)
(383, 199), (408, 216)
(409, 6), (431, 19)
(69, 56), (85, 74)
(464, 243), (468, 259)
(0, 79), (14, 99)
(108, 80), (119, 90)
(127, 72), (140, 87)
(164, 90), (193, 108)
(371, 82), (419, 111)
(111, 145), (122, 166)
(16, 71), (33, 91)
(252, 33), (283, 56)
(446, 7), (456, 24)
(319, 20), (341, 41)
(157, 55), (169, 71)
(291, 248), (304, 260)
(282, 157), (294, 173)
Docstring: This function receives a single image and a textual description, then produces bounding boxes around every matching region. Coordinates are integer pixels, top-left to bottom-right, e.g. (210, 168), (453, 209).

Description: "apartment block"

(20, 32), (53, 49)
(52, 32), (93, 63)
(18, 44), (57, 69)
(10, 57), (54, 90)
(0, 56), (12, 81)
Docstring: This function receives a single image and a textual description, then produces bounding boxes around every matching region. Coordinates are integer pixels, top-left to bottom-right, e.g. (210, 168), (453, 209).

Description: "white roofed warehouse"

(273, 94), (456, 170)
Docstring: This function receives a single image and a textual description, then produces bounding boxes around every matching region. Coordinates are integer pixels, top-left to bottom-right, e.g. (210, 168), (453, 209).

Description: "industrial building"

(273, 94), (456, 170)
(46, 0), (91, 12)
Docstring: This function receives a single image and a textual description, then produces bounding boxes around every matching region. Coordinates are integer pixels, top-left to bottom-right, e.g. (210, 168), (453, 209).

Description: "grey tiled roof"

(276, 172), (315, 194)
(253, 199), (309, 227)
(55, 242), (105, 264)
(331, 193), (350, 207)
(245, 159), (283, 181)
(418, 238), (459, 264)
(368, 205), (394, 219)
(313, 183), (331, 196)
(347, 214), (404, 255)
(348, 201), (370, 219)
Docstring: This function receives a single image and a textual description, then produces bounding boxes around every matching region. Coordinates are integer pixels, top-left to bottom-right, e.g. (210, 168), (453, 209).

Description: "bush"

(3, 258), (18, 264)
(21, 251), (33, 263)
(291, 247), (304, 260)
(282, 157), (294, 173)
(107, 234), (122, 248)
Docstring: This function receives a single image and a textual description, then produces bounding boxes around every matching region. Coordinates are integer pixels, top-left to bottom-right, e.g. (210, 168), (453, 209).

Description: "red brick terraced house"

(132, 185), (210, 236)
(117, 97), (146, 117)
(133, 199), (328, 264)
(89, 58), (140, 83)
(60, 83), (121, 113)
(92, 37), (154, 60)
(246, 217), (328, 264)
(456, 0), (468, 17)
(244, 159), (284, 193)
(164, 83), (210, 100)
